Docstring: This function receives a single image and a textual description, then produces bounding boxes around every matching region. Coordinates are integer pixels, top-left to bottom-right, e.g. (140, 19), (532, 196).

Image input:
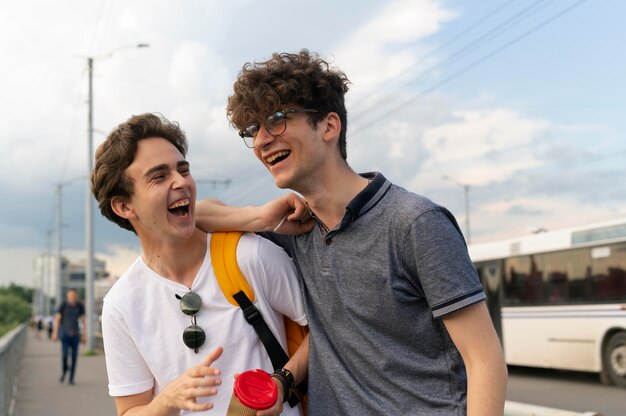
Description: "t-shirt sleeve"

(102, 299), (154, 397)
(257, 232), (296, 258)
(249, 236), (307, 326)
(402, 208), (485, 319)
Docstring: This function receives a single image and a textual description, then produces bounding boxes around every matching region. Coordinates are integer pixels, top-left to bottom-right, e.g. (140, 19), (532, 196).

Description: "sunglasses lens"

(180, 291), (202, 315)
(182, 324), (206, 349)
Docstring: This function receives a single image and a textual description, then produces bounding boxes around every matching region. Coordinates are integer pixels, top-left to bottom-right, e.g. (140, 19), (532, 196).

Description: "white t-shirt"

(102, 232), (306, 415)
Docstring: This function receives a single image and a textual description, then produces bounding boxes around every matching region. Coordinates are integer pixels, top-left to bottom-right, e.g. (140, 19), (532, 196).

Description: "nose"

(253, 125), (275, 150)
(172, 170), (193, 191)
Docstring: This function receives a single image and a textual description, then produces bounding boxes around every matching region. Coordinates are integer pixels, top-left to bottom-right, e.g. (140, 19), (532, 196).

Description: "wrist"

(271, 368), (295, 403)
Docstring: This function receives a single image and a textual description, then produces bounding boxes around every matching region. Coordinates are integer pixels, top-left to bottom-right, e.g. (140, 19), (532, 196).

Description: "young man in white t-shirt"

(91, 113), (309, 416)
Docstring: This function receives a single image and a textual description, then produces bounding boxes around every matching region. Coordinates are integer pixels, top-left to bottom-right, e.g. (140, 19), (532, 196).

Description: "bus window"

(543, 248), (590, 303)
(504, 255), (544, 305)
(591, 243), (626, 301)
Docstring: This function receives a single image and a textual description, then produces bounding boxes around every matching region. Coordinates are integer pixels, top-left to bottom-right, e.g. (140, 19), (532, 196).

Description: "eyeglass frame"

(175, 291), (206, 353)
(238, 108), (321, 148)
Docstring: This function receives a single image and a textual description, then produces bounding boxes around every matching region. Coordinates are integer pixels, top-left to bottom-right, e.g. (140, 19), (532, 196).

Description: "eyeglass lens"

(265, 112), (287, 136)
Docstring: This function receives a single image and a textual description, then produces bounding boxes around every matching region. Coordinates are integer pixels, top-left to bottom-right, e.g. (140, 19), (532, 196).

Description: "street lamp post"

(442, 175), (471, 245)
(85, 43), (149, 351)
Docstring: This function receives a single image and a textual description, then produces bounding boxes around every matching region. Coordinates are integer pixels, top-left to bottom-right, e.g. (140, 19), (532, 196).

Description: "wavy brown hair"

(228, 49), (351, 159)
(91, 113), (188, 233)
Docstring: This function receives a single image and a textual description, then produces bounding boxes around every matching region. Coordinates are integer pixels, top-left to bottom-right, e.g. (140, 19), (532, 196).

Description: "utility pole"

(442, 175), (471, 245)
(45, 230), (52, 315)
(84, 43), (149, 351)
(55, 184), (63, 311)
(463, 183), (470, 245)
(85, 56), (95, 351)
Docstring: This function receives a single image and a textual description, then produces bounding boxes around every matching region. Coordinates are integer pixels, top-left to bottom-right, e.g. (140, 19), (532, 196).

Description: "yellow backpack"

(210, 231), (308, 410)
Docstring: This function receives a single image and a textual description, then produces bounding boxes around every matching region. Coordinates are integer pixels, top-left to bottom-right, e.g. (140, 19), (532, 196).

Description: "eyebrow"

(143, 160), (190, 180)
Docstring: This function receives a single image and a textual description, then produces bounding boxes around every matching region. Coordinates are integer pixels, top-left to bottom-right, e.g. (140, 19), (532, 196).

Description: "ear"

(321, 112), (341, 144)
(110, 196), (136, 220)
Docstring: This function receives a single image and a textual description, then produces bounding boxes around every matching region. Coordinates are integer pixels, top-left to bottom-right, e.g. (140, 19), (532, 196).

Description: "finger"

(200, 346), (224, 367)
(188, 366), (222, 380)
(182, 401), (214, 412)
(256, 401), (283, 416)
(191, 375), (222, 387)
(193, 386), (219, 397)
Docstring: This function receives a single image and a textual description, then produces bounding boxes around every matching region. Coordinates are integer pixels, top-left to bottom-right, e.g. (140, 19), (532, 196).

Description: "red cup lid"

(234, 369), (278, 410)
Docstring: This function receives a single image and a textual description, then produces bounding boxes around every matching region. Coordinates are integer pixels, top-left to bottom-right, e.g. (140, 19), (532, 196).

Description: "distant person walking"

(44, 314), (54, 339)
(52, 288), (86, 385)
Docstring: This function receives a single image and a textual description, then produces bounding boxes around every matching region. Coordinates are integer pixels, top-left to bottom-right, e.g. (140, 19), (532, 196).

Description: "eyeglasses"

(175, 291), (206, 353)
(238, 108), (320, 148)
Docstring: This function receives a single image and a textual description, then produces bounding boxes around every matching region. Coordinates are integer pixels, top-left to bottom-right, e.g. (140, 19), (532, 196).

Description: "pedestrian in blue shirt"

(52, 288), (85, 385)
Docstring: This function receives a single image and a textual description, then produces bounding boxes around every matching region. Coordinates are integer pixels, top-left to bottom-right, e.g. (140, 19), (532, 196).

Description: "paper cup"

(226, 369), (278, 415)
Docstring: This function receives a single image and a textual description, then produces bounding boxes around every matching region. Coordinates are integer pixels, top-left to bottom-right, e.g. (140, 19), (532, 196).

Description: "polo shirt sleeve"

(402, 208), (485, 319)
(102, 300), (154, 397)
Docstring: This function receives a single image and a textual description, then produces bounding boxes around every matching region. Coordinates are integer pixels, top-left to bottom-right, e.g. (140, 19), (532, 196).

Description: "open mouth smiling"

(168, 198), (190, 217)
(265, 150), (291, 166)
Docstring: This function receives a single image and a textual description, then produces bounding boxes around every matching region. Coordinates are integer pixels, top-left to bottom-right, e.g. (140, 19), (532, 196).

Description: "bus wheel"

(604, 332), (626, 388)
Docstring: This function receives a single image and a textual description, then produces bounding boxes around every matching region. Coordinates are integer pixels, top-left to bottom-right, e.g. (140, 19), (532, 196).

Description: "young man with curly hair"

(197, 50), (507, 415)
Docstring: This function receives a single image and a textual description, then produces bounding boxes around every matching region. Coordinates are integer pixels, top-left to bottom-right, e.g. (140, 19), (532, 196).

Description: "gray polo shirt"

(264, 172), (485, 415)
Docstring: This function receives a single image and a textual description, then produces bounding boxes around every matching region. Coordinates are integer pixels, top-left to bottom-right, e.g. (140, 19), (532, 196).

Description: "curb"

(505, 401), (603, 416)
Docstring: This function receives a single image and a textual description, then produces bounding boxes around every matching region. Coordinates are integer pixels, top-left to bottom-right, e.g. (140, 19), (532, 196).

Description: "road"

(507, 366), (626, 416)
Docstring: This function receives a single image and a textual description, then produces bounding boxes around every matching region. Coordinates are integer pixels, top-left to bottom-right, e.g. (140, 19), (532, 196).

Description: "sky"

(1, 0), (624, 288)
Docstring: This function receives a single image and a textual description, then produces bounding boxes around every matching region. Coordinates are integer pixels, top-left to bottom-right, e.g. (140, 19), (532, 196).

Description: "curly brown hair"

(228, 49), (351, 159)
(91, 113), (188, 233)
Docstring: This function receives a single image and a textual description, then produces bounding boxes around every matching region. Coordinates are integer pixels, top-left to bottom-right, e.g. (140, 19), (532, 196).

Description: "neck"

(140, 229), (207, 288)
(299, 163), (368, 231)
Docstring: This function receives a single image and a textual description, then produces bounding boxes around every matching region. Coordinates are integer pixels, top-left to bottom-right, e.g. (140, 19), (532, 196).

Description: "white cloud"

(169, 41), (231, 103)
(336, 0), (457, 97)
(421, 109), (550, 185)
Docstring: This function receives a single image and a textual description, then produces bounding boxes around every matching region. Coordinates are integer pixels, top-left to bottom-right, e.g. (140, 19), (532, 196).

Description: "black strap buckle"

(241, 304), (262, 325)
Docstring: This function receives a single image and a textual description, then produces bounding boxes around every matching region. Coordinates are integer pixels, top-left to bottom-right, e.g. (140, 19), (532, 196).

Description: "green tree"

(0, 286), (32, 337)
(0, 282), (34, 303)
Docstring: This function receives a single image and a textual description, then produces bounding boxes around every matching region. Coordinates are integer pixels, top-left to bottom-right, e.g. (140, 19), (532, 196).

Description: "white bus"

(469, 218), (626, 388)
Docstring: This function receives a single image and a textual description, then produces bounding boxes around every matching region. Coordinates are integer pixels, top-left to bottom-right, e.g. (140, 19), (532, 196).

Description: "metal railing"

(0, 324), (27, 416)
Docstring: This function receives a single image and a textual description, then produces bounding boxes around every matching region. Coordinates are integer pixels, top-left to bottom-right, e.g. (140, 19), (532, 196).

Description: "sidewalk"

(14, 332), (116, 416)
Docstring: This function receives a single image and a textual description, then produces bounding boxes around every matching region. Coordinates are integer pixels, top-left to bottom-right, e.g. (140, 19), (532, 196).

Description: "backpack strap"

(210, 232), (290, 371)
(211, 232), (255, 305)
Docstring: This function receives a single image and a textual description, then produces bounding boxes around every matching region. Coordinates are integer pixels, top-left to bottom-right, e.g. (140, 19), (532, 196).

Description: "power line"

(351, 0), (555, 123)
(88, 0), (113, 56)
(350, 0), (523, 114)
(350, 0), (590, 137)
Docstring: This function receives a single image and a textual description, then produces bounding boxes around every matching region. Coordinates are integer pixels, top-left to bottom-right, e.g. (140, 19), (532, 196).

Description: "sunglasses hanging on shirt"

(175, 291), (206, 353)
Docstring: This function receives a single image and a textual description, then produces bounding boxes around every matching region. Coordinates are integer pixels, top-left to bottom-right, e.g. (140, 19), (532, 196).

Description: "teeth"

(265, 150), (290, 164)
(168, 199), (190, 209)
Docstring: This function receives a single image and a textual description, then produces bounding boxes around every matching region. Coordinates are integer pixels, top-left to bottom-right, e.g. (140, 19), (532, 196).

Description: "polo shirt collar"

(309, 172), (391, 237)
